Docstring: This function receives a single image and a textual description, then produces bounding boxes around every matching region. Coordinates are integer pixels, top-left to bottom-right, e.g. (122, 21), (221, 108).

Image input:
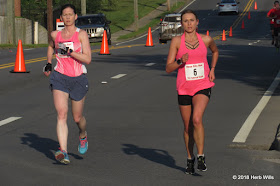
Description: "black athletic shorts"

(178, 88), (211, 106)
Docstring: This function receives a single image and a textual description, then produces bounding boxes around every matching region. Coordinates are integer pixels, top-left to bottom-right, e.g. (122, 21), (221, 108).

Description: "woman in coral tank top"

(43, 4), (91, 164)
(166, 9), (218, 174)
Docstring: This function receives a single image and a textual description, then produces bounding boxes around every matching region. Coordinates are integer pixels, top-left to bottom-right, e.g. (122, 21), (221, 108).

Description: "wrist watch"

(176, 58), (182, 65)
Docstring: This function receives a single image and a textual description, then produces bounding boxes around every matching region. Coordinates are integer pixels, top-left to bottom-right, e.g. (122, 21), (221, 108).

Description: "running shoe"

(55, 149), (70, 164)
(197, 155), (207, 171)
(185, 158), (195, 175)
(78, 135), (88, 155)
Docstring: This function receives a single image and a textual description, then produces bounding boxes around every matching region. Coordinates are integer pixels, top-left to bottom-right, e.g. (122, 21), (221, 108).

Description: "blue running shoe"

(55, 149), (70, 164)
(78, 135), (88, 155)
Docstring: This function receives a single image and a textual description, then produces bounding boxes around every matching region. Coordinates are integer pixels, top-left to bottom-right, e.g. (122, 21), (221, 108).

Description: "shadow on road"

(269, 124), (280, 151)
(122, 144), (189, 174)
(20, 133), (83, 163)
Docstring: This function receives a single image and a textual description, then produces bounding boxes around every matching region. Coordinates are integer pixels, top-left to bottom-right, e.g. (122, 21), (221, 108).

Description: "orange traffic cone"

(229, 27), (233, 37)
(99, 30), (110, 55)
(206, 30), (209, 36)
(248, 11), (251, 19)
(145, 27), (154, 47)
(241, 20), (245, 29)
(10, 40), (29, 73)
(254, 1), (257, 10)
(222, 30), (226, 41)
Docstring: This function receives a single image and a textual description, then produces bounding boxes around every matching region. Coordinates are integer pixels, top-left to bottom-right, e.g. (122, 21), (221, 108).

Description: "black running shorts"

(178, 88), (211, 106)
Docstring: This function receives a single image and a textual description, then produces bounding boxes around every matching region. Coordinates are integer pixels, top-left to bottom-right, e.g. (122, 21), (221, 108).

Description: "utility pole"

(47, 0), (53, 42)
(134, 0), (138, 31)
(14, 0), (21, 17)
(81, 0), (86, 15)
(167, 0), (170, 11)
(7, 0), (15, 44)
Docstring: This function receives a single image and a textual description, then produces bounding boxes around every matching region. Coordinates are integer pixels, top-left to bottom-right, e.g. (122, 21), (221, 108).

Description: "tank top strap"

(196, 32), (207, 50)
(180, 32), (202, 49)
(180, 33), (185, 49)
(196, 32), (203, 42)
(55, 31), (62, 43)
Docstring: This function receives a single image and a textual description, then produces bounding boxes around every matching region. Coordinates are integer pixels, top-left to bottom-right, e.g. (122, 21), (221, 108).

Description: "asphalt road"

(0, 0), (279, 185)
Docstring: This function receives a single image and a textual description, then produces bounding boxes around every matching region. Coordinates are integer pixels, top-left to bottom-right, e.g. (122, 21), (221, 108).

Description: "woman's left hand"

(209, 68), (215, 82)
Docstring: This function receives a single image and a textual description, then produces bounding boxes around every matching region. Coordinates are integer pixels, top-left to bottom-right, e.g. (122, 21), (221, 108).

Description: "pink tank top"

(54, 28), (87, 77)
(176, 32), (214, 95)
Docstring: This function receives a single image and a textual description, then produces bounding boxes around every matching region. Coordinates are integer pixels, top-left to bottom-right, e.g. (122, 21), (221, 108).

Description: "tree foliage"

(21, 0), (118, 27)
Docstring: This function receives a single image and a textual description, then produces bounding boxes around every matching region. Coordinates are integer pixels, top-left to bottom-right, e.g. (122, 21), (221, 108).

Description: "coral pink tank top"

(54, 28), (87, 77)
(176, 32), (214, 95)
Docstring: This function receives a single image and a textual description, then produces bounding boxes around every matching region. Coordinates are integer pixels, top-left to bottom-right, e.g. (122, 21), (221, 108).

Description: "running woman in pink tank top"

(166, 10), (218, 174)
(43, 4), (92, 164)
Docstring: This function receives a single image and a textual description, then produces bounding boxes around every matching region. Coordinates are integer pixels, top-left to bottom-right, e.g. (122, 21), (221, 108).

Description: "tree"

(21, 0), (105, 28)
(14, 0), (21, 17)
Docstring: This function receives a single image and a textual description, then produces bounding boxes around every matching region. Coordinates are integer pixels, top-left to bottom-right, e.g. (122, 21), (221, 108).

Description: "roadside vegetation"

(104, 0), (166, 33)
(0, 0), (185, 48)
(118, 1), (185, 40)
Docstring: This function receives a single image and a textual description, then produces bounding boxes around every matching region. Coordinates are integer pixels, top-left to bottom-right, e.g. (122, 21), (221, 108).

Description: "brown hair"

(181, 9), (198, 20)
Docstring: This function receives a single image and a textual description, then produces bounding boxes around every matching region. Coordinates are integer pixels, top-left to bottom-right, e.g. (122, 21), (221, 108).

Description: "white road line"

(116, 29), (158, 46)
(178, 0), (197, 13)
(111, 74), (127, 79)
(0, 117), (22, 127)
(233, 70), (280, 143)
(145, 63), (156, 66)
(116, 0), (197, 46)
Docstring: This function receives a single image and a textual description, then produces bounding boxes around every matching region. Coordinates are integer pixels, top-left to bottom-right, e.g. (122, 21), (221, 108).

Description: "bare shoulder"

(172, 35), (181, 42)
(200, 34), (213, 47)
(170, 35), (181, 47)
(200, 34), (212, 42)
(51, 30), (59, 40)
(78, 29), (88, 38)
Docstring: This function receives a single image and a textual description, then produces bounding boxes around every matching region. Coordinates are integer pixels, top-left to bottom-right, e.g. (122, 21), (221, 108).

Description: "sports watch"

(176, 58), (182, 65)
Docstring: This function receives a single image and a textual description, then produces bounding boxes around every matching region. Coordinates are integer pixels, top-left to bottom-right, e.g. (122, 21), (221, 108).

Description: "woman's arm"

(202, 35), (219, 82)
(44, 31), (57, 76)
(208, 36), (218, 82)
(208, 37), (219, 70)
(166, 36), (183, 73)
(69, 29), (92, 65)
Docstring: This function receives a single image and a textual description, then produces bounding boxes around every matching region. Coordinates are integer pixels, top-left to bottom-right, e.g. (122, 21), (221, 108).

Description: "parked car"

(217, 0), (240, 15)
(76, 13), (112, 45)
(159, 13), (183, 44)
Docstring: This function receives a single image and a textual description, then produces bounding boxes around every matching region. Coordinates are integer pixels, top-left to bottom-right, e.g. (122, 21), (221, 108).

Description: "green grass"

(103, 0), (166, 33)
(118, 2), (185, 40)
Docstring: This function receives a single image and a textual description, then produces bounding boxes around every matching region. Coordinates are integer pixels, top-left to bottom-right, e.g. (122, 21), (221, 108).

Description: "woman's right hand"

(181, 53), (189, 63)
(44, 71), (51, 77)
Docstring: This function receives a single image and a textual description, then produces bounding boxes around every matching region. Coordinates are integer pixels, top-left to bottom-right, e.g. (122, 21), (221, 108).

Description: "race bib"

(185, 63), (204, 81)
(57, 42), (74, 58)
